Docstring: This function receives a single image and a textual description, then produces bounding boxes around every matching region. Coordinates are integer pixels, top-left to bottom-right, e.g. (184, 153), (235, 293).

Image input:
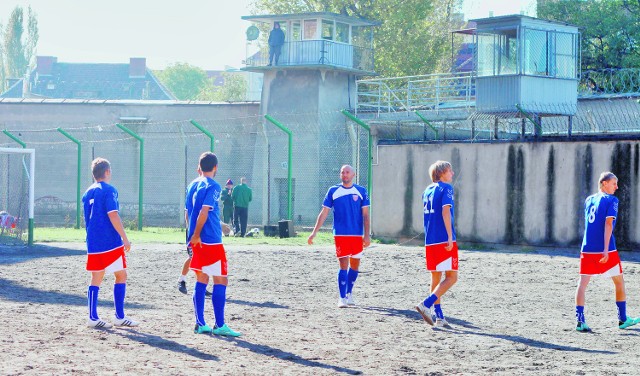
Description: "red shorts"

(190, 243), (227, 277)
(335, 236), (364, 258)
(425, 242), (459, 272)
(580, 251), (622, 277)
(86, 246), (126, 272)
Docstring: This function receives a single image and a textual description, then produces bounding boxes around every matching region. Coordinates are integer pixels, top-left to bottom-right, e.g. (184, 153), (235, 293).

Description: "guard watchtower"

(472, 15), (580, 115)
(242, 12), (379, 114)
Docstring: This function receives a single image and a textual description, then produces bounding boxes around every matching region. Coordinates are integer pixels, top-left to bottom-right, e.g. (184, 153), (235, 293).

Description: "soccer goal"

(0, 147), (35, 246)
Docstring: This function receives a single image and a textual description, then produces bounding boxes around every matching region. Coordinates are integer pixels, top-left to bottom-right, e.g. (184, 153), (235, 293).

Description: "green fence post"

(57, 128), (82, 229)
(515, 104), (542, 137)
(340, 110), (373, 198)
(2, 130), (27, 148)
(264, 114), (293, 221)
(415, 111), (439, 140)
(116, 123), (144, 231)
(189, 120), (215, 152)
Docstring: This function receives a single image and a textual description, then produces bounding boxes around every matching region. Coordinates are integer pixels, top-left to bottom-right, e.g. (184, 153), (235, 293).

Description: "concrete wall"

(0, 100), (260, 226)
(372, 140), (640, 249)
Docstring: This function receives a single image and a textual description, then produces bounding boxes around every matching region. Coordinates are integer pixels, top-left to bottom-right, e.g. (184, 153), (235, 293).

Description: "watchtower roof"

(242, 12), (380, 27)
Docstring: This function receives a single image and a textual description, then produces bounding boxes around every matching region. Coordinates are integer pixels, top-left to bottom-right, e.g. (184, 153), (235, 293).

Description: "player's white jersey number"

(424, 194), (434, 214)
(587, 205), (596, 224)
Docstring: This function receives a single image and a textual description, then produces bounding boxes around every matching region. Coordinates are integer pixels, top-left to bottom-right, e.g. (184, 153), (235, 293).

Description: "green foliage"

(0, 5), (39, 92)
(206, 72), (249, 102)
(156, 64), (249, 102)
(250, 0), (464, 77)
(155, 62), (209, 100)
(538, 0), (640, 69)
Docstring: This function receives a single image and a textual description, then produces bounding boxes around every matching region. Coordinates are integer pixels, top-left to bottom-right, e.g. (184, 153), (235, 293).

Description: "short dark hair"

(199, 152), (218, 172)
(91, 158), (111, 180)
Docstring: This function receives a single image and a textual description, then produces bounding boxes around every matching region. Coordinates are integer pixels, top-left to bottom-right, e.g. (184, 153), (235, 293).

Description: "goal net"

(0, 147), (35, 246)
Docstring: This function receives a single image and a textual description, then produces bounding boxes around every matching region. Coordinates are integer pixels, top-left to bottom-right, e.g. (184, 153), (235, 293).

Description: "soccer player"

(188, 152), (240, 336)
(416, 160), (458, 328)
(177, 167), (211, 297)
(575, 171), (640, 332)
(83, 158), (139, 328)
(308, 165), (371, 308)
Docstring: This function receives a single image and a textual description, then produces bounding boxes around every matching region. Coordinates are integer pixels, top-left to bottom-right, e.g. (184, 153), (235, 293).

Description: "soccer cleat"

(337, 298), (348, 308)
(212, 324), (241, 337)
(618, 317), (640, 329)
(178, 280), (187, 294)
(416, 302), (434, 326)
(205, 288), (212, 297)
(194, 324), (213, 334)
(435, 318), (452, 328)
(87, 318), (113, 329)
(345, 293), (356, 306)
(576, 322), (592, 332)
(113, 316), (139, 327)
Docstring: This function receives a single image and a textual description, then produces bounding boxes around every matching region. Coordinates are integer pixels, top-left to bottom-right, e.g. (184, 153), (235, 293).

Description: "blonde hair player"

(416, 160), (458, 328)
(575, 171), (640, 332)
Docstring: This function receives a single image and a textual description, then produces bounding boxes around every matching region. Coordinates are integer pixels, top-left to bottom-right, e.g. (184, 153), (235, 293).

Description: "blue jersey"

(423, 182), (456, 245)
(82, 182), (123, 253)
(187, 177), (222, 245)
(322, 184), (370, 236)
(581, 193), (618, 253)
(185, 177), (203, 220)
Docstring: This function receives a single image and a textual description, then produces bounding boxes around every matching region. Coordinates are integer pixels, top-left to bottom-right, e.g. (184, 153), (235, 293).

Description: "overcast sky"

(0, 0), (535, 71)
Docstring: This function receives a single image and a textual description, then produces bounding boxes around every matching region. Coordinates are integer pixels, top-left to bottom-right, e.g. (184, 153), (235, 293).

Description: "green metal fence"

(0, 110), (370, 233)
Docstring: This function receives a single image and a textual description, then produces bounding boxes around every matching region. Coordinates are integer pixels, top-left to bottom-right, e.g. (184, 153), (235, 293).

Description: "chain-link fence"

(374, 98), (640, 143)
(0, 110), (369, 231)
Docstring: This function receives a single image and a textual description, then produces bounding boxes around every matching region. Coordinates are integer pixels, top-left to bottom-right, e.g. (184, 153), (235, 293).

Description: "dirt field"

(1, 241), (639, 375)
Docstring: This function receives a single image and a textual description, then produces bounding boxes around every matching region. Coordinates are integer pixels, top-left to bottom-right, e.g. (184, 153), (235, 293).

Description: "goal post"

(0, 147), (35, 246)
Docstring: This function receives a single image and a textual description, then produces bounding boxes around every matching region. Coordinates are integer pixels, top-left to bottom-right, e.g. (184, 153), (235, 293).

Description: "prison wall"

(372, 140), (640, 250)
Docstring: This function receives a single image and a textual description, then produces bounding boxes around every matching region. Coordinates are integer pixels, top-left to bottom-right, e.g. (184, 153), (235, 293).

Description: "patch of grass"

(33, 227), (337, 246)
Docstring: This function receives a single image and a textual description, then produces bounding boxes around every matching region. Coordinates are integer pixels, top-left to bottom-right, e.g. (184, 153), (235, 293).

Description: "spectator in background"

(221, 179), (234, 226)
(268, 22), (285, 66)
(232, 177), (252, 237)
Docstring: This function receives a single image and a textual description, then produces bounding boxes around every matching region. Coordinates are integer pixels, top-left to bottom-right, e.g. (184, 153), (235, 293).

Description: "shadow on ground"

(0, 277), (152, 309)
(112, 329), (219, 361)
(0, 244), (84, 265)
(227, 338), (362, 375)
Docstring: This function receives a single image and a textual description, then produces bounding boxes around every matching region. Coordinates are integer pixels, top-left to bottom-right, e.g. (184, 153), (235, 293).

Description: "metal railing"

(356, 72), (475, 116)
(246, 40), (374, 73)
(357, 68), (640, 116)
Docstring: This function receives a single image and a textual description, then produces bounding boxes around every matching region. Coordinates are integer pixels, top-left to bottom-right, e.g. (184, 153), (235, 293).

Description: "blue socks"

(338, 269), (348, 298)
(212, 284), (226, 328)
(88, 285), (99, 320)
(434, 304), (444, 320)
(114, 283), (126, 320)
(193, 282), (207, 326)
(616, 301), (627, 322)
(576, 305), (585, 323)
(347, 269), (359, 294)
(423, 293), (438, 309)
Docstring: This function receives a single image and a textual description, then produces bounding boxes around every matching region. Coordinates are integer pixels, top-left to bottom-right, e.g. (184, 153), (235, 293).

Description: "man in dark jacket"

(268, 22), (285, 66)
(232, 177), (253, 237)
(221, 179), (234, 226)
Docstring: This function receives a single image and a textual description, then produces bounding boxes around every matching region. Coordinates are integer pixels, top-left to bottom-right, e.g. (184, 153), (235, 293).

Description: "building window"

(303, 19), (317, 39)
(321, 20), (333, 40)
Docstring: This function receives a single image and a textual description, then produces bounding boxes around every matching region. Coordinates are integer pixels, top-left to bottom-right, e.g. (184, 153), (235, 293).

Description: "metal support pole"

(189, 119), (215, 152)
(415, 111), (438, 140)
(2, 130), (26, 148)
(264, 115), (293, 221)
(57, 128), (82, 229)
(116, 123), (144, 230)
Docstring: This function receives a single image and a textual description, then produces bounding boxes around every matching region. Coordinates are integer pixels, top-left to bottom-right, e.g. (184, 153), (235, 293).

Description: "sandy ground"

(1, 241), (640, 375)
